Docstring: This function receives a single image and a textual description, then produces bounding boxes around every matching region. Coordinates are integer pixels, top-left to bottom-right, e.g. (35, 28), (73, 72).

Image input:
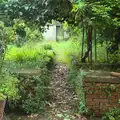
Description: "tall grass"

(6, 38), (120, 69)
(51, 40), (80, 64)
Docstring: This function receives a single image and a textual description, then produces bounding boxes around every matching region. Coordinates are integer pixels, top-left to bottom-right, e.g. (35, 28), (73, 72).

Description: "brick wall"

(84, 71), (120, 116)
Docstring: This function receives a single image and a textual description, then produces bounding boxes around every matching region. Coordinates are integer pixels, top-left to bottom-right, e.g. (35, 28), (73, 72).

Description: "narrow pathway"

(46, 63), (87, 120)
(6, 63), (89, 120)
(50, 63), (77, 111)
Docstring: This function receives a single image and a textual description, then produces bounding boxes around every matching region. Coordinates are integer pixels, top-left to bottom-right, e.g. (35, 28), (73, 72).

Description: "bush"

(43, 44), (52, 50)
(0, 72), (19, 100)
(102, 108), (120, 120)
(5, 43), (55, 69)
(10, 67), (51, 113)
(4, 19), (43, 47)
(51, 40), (80, 67)
(67, 69), (88, 114)
(4, 43), (55, 113)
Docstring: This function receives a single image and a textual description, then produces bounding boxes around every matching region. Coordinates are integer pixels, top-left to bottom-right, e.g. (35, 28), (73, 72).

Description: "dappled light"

(0, 0), (120, 120)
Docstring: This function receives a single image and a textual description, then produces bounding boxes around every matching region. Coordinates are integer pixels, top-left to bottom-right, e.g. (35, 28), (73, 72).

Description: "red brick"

(94, 99), (108, 103)
(93, 92), (103, 95)
(110, 96), (116, 99)
(87, 105), (93, 109)
(105, 104), (113, 108)
(109, 98), (118, 103)
(112, 92), (118, 96)
(93, 100), (100, 106)
(84, 80), (120, 116)
(85, 83), (92, 87)
(86, 101), (94, 106)
(86, 100), (93, 104)
(92, 106), (100, 109)
(99, 95), (107, 99)
(111, 103), (120, 107)
(86, 95), (100, 99)
(95, 83), (105, 86)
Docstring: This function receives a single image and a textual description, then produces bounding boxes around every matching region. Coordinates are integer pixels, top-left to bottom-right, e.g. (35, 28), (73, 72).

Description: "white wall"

(43, 25), (56, 40)
(43, 25), (69, 41)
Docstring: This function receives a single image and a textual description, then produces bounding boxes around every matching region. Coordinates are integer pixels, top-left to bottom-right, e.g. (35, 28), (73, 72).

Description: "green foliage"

(12, 19), (43, 46)
(13, 68), (51, 113)
(1, 0), (72, 28)
(0, 19), (43, 48)
(108, 51), (120, 64)
(43, 44), (52, 50)
(102, 108), (120, 120)
(0, 72), (19, 100)
(56, 112), (75, 120)
(67, 69), (88, 114)
(0, 21), (20, 101)
(4, 42), (55, 113)
(50, 40), (120, 68)
(50, 40), (81, 67)
(5, 42), (55, 69)
(0, 93), (6, 100)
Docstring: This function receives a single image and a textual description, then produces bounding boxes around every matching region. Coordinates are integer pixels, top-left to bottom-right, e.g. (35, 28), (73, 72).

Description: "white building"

(42, 23), (69, 41)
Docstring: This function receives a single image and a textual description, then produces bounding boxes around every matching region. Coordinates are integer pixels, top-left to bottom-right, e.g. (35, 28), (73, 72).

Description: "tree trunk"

(108, 27), (120, 54)
(81, 24), (84, 58)
(81, 26), (93, 63)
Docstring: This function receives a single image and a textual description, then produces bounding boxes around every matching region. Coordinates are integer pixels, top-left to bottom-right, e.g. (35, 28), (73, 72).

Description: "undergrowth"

(67, 69), (88, 114)
(4, 42), (55, 113)
(102, 107), (120, 120)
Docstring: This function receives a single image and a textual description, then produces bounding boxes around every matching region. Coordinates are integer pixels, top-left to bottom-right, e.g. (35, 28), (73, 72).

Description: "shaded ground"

(4, 64), (101, 120)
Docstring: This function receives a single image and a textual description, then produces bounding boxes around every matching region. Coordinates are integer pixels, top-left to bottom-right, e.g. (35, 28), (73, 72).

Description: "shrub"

(51, 40), (80, 67)
(67, 69), (88, 114)
(10, 67), (51, 113)
(102, 108), (120, 120)
(4, 19), (43, 47)
(5, 43), (55, 69)
(4, 43), (55, 113)
(43, 44), (52, 50)
(0, 72), (19, 100)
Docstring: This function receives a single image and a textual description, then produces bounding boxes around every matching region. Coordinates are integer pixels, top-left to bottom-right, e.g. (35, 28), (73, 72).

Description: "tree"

(0, 0), (73, 29)
(72, 0), (120, 62)
(1, 0), (120, 63)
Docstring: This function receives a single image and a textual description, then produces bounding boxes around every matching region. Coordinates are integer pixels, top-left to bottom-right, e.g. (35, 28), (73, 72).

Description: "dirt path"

(44, 63), (87, 120)
(49, 63), (77, 111)
(6, 64), (88, 120)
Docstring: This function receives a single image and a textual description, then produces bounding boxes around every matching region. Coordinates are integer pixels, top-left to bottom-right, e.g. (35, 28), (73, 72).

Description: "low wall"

(0, 100), (6, 120)
(84, 71), (120, 116)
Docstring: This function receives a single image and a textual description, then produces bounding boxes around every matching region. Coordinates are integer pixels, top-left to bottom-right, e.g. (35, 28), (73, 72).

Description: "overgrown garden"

(0, 0), (120, 120)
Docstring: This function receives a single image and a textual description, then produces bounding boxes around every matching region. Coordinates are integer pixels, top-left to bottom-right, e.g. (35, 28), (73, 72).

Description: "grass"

(6, 40), (81, 65)
(6, 39), (120, 69)
(51, 40), (80, 64)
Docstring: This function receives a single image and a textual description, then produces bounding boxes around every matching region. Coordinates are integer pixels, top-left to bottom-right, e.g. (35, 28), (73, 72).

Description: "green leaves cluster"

(5, 43), (55, 113)
(67, 69), (88, 113)
(0, 73), (19, 100)
(17, 68), (50, 113)
(102, 108), (120, 120)
(1, 0), (72, 27)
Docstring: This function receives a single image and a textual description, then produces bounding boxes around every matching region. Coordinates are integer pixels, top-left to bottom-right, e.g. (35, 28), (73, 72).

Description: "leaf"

(108, 116), (115, 120)
(25, 6), (29, 10)
(19, 12), (23, 16)
(56, 113), (63, 118)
